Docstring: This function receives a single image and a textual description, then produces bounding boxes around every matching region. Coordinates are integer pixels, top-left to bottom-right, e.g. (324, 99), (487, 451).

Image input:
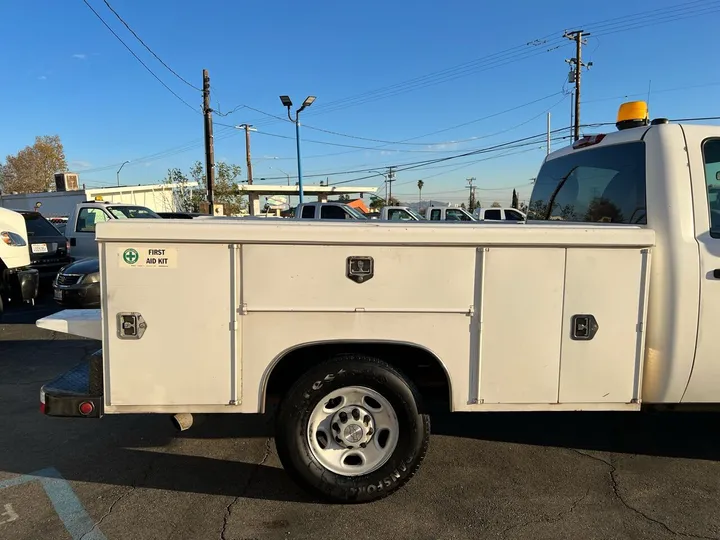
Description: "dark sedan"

(17, 210), (73, 280)
(53, 257), (100, 308)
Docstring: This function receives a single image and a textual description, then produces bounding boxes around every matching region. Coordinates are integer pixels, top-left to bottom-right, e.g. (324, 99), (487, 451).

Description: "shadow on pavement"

(431, 409), (720, 462)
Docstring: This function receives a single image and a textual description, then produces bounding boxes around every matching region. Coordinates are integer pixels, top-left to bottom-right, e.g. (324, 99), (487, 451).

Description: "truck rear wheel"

(275, 354), (430, 503)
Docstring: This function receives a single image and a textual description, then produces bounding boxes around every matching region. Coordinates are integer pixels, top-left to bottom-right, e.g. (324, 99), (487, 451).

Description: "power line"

(99, 0), (202, 91)
(81, 0), (199, 113)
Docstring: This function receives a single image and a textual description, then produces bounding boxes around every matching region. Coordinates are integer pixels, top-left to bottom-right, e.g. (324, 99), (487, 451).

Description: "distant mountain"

(404, 200), (449, 212)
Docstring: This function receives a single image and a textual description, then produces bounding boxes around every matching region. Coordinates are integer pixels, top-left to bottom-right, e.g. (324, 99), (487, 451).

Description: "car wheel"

(275, 354), (430, 503)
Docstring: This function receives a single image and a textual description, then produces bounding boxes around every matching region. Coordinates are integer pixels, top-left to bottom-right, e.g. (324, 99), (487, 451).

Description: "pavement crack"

(80, 450), (160, 540)
(569, 449), (718, 540)
(220, 437), (273, 540)
(502, 488), (589, 537)
(80, 485), (134, 540)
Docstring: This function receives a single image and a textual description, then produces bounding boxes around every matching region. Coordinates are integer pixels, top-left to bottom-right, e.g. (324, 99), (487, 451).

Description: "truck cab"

(526, 101), (720, 403)
(474, 207), (526, 222)
(424, 206), (476, 221)
(66, 201), (161, 259)
(294, 201), (368, 220)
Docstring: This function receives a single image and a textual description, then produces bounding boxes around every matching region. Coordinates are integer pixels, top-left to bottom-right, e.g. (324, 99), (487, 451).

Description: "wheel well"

(264, 342), (452, 413)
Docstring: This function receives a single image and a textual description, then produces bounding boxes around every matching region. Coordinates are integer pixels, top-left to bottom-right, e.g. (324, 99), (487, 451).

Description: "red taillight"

(40, 402), (46, 414)
(572, 134), (606, 149)
(79, 401), (94, 415)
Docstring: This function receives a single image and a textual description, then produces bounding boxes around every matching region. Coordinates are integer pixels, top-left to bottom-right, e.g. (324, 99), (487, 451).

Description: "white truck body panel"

(84, 218), (654, 414)
(36, 309), (102, 340)
(0, 207), (31, 269)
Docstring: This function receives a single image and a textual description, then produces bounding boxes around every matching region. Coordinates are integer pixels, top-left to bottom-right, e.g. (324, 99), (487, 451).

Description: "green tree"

(338, 194), (351, 202)
(0, 135), (68, 194)
(511, 189), (519, 209)
(369, 195), (400, 210)
(417, 179), (424, 202)
(164, 160), (246, 215)
(490, 201), (501, 208)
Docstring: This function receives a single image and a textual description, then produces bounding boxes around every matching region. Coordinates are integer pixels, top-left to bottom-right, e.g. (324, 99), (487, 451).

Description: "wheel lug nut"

(352, 408), (360, 420)
(367, 428), (373, 436)
(360, 442), (366, 448)
(335, 436), (342, 444)
(363, 414), (371, 425)
(332, 422), (340, 432)
(339, 412), (348, 423)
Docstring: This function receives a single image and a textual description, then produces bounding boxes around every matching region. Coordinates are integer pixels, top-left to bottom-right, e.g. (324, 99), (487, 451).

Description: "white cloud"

(69, 160), (91, 169)
(38, 75), (47, 80)
(72, 53), (87, 60)
(425, 142), (460, 151)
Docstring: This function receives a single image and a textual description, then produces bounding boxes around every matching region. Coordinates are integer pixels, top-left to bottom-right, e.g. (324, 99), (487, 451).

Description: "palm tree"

(417, 180), (424, 204)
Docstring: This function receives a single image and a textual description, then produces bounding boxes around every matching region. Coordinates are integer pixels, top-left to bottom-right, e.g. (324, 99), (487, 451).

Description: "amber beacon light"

(616, 101), (650, 131)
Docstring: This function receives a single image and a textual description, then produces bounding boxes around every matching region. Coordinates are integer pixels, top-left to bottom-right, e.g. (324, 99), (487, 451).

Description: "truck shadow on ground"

(4, 404), (720, 504)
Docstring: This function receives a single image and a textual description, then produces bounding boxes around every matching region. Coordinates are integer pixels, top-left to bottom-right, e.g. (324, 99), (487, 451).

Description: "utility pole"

(466, 177), (477, 212)
(564, 30), (591, 141)
(202, 69), (216, 214)
(237, 124), (257, 184)
(386, 166), (396, 204)
(546, 112), (551, 155)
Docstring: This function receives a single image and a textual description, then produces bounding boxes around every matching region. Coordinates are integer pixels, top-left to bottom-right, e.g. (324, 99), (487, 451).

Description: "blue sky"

(1, 0), (719, 206)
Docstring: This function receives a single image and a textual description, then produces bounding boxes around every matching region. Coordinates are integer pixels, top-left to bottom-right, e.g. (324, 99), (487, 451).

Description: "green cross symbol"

(123, 248), (139, 265)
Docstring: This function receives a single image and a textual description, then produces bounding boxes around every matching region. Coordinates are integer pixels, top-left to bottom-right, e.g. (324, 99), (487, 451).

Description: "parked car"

(16, 210), (72, 281)
(52, 257), (100, 308)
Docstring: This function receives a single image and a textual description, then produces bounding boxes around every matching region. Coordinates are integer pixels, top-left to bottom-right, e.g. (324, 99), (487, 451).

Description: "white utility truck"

(61, 201), (161, 259)
(36, 101), (720, 503)
(424, 206), (477, 221)
(0, 208), (39, 316)
(474, 206), (526, 222)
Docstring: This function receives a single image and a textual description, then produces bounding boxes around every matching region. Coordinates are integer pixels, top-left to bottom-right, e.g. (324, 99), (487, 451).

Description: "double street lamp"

(280, 95), (316, 203)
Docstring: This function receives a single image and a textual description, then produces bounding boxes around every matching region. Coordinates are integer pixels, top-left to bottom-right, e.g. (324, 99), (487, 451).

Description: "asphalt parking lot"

(2, 296), (720, 539)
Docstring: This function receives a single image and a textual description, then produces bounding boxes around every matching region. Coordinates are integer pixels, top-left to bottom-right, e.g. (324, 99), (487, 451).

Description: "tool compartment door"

(558, 248), (650, 404)
(103, 242), (234, 406)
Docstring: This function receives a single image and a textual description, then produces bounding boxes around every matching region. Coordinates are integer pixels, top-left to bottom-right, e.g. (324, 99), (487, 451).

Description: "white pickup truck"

(60, 201), (161, 259)
(0, 208), (39, 316)
(36, 101), (720, 503)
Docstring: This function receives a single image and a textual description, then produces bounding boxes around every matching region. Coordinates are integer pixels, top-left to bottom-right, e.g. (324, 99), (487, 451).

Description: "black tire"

(275, 354), (430, 503)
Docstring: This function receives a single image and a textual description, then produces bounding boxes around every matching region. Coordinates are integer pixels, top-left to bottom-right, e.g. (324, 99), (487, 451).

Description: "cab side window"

(76, 208), (109, 233)
(301, 206), (315, 218)
(703, 139), (720, 238)
(429, 209), (441, 221)
(484, 209), (502, 220)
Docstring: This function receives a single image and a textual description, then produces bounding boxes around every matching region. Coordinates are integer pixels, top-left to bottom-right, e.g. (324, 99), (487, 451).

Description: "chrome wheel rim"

(307, 385), (399, 476)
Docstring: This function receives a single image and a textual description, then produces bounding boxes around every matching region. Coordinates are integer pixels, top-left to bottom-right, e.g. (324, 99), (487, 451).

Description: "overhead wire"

(99, 0), (202, 91)
(80, 0), (199, 113)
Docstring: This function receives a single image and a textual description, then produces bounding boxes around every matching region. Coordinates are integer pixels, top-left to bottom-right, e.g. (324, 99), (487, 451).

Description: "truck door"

(71, 207), (109, 258)
(684, 133), (720, 401)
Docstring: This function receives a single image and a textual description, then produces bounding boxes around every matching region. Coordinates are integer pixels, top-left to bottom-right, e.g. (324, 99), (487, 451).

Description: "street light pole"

(280, 95), (316, 204)
(270, 166), (291, 186)
(116, 160), (130, 187)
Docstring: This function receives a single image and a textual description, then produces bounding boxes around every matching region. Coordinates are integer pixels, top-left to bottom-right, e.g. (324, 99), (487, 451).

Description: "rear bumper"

(52, 283), (101, 308)
(5, 267), (39, 302)
(40, 349), (104, 418)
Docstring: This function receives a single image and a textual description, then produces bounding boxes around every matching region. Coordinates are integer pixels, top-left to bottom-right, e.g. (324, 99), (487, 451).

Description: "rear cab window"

(301, 206), (315, 218)
(23, 213), (63, 237)
(529, 141), (647, 224)
(107, 206), (160, 219)
(76, 208), (110, 233)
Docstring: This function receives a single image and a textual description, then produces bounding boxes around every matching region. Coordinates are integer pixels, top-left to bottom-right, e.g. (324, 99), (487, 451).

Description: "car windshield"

(344, 205), (369, 220)
(23, 213), (63, 237)
(107, 206), (161, 219)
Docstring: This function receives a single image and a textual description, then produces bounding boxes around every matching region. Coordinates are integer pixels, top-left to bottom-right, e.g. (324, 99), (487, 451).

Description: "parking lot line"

(0, 467), (107, 540)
